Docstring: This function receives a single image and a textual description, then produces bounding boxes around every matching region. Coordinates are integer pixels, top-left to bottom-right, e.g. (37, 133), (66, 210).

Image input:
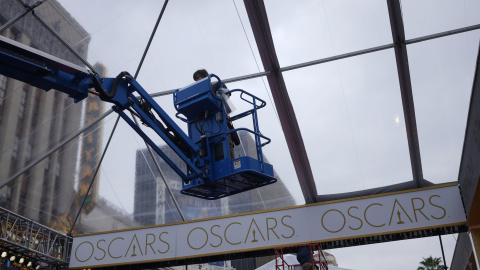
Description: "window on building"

(53, 21), (61, 32)
(18, 89), (27, 118)
(0, 75), (7, 108)
(16, 88), (28, 136)
(18, 171), (31, 216)
(48, 93), (62, 147)
(9, 29), (18, 41)
(44, 156), (50, 171)
(40, 171), (50, 225)
(55, 161), (60, 178)
(10, 135), (20, 173)
(12, 136), (20, 160)
(25, 143), (32, 164)
(31, 89), (41, 130)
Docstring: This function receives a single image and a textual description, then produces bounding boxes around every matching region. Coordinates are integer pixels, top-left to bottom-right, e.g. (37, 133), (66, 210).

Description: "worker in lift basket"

(192, 69), (240, 159)
(297, 246), (319, 270)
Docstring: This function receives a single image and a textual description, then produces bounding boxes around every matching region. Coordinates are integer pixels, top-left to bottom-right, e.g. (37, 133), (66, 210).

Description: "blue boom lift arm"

(0, 35), (276, 199)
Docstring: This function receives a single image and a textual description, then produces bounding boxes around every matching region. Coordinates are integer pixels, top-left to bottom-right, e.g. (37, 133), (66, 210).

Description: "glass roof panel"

(223, 77), (301, 206)
(134, 0), (264, 92)
(284, 49), (413, 195)
(32, 0), (265, 95)
(401, 0), (480, 40)
(35, 0), (165, 78)
(264, 0), (392, 67)
(1, 0), (479, 267)
(409, 31), (480, 183)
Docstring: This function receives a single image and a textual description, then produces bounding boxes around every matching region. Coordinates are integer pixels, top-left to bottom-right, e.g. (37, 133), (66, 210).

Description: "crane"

(0, 35), (276, 200)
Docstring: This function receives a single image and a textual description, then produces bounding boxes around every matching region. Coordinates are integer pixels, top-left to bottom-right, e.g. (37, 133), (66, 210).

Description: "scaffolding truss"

(274, 243), (329, 270)
(0, 207), (72, 268)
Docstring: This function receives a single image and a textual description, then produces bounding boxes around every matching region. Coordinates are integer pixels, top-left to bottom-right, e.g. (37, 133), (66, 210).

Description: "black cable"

(203, 120), (223, 136)
(91, 71), (132, 101)
(200, 118), (207, 134)
(438, 235), (447, 269)
(195, 117), (204, 135)
(134, 0), (169, 79)
(232, 0), (276, 120)
(199, 114), (208, 134)
(130, 0), (171, 147)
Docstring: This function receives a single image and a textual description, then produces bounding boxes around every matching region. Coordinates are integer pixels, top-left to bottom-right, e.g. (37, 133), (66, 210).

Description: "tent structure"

(0, 0), (479, 269)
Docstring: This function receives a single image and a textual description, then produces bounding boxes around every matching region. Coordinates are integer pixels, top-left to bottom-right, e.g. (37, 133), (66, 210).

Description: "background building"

(0, 1), (140, 237)
(134, 130), (296, 226)
(0, 0), (90, 226)
(134, 130), (296, 269)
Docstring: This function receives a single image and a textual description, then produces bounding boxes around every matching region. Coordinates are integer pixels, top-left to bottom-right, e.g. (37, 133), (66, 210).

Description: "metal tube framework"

(0, 207), (71, 268)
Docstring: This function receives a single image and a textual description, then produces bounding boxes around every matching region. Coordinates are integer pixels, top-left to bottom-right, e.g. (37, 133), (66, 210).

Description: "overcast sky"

(4, 0), (480, 269)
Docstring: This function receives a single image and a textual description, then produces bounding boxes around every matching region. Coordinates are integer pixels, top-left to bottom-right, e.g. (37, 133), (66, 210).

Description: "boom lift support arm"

(0, 35), (276, 199)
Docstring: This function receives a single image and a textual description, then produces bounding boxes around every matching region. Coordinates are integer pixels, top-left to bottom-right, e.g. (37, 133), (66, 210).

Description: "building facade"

(0, 0), (90, 226)
(134, 130), (296, 269)
(134, 130), (296, 226)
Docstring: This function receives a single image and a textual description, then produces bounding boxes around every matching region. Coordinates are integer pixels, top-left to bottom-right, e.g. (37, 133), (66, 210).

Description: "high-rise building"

(133, 130), (296, 269)
(134, 130), (296, 226)
(0, 0), (90, 226)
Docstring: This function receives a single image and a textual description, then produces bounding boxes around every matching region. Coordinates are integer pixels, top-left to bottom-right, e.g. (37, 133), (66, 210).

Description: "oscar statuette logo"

(251, 230), (258, 243)
(397, 210), (405, 224)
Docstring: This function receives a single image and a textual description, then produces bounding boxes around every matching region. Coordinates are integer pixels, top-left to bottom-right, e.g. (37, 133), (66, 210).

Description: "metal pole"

(406, 23), (480, 45)
(134, 0), (169, 78)
(439, 235), (448, 269)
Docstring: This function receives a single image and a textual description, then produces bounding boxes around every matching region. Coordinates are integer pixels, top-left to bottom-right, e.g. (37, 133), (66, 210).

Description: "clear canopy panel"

(264, 0), (393, 67)
(1, 0), (480, 267)
(134, 0), (265, 91)
(401, 0), (480, 40)
(283, 48), (413, 195)
(409, 30), (480, 183)
(36, 0), (166, 78)
(38, 0), (265, 93)
(223, 78), (301, 206)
